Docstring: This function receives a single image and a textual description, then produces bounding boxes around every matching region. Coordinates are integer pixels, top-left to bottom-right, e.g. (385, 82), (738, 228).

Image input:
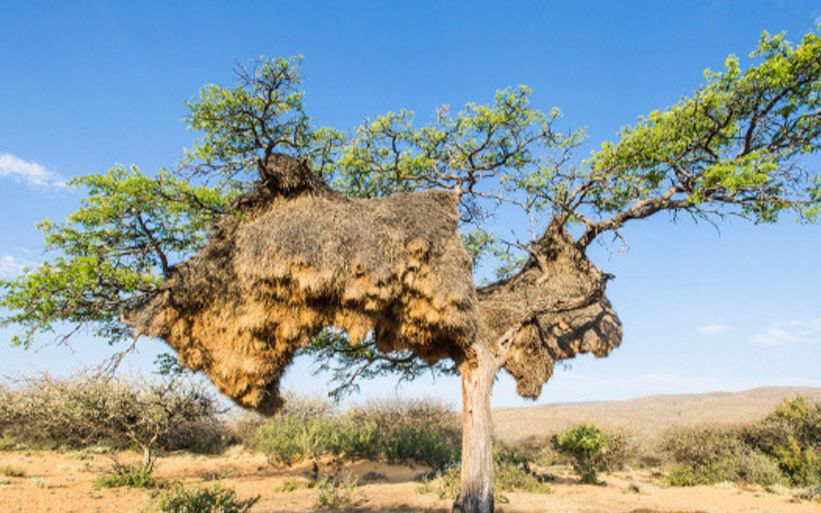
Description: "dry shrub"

(0, 374), (224, 455)
(661, 424), (744, 471)
(255, 396), (459, 470)
(158, 484), (259, 513)
(418, 444), (552, 501)
(662, 397), (821, 487)
(345, 398), (460, 469)
(661, 424), (788, 487)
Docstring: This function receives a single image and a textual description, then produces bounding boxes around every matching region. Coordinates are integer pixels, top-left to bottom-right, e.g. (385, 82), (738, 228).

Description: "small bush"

(315, 473), (358, 510)
(256, 414), (325, 466)
(735, 450), (787, 486)
(663, 466), (702, 487)
(552, 424), (609, 484)
(661, 425), (744, 470)
(277, 478), (313, 492)
(418, 465), (460, 500)
(743, 396), (821, 486)
(231, 414), (265, 449)
(0, 465), (25, 478)
(346, 398), (460, 469)
(493, 445), (552, 493)
(794, 483), (821, 501)
(595, 428), (634, 471)
(256, 396), (460, 470)
(418, 444), (551, 500)
(94, 461), (159, 489)
(772, 436), (820, 486)
(158, 484), (260, 513)
(661, 423), (799, 487)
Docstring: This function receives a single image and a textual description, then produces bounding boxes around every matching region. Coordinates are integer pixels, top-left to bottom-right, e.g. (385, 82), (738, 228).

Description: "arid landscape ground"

(1, 387), (819, 513)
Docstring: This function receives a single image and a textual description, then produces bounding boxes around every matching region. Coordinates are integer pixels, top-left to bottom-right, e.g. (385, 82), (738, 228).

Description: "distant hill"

(492, 386), (821, 444)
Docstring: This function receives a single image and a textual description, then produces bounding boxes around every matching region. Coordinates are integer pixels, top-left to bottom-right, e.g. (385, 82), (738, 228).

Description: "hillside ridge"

(492, 386), (821, 443)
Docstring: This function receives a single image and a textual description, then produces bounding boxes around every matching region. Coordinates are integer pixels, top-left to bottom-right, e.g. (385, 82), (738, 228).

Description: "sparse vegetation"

(0, 375), (224, 463)
(0, 465), (25, 478)
(346, 399), (460, 469)
(662, 396), (820, 487)
(256, 397), (460, 470)
(277, 478), (314, 492)
(94, 461), (160, 489)
(315, 473), (359, 509)
(158, 484), (260, 513)
(418, 443), (552, 500)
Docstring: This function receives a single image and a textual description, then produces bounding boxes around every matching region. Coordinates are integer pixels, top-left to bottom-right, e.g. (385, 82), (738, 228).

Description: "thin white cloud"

(0, 153), (64, 188)
(697, 323), (731, 336)
(750, 318), (821, 347)
(0, 255), (28, 278)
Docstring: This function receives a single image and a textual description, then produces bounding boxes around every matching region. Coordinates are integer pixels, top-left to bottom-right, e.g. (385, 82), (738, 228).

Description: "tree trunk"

(455, 345), (497, 513)
(142, 446), (154, 473)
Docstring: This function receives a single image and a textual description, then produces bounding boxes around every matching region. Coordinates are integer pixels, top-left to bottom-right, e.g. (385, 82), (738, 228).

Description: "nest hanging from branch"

(127, 155), (622, 413)
(128, 157), (478, 413)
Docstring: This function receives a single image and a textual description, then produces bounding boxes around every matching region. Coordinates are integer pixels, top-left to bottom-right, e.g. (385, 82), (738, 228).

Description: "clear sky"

(1, 1), (819, 408)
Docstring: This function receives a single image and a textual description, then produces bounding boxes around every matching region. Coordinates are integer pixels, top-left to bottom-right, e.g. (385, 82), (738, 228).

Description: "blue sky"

(1, 1), (819, 408)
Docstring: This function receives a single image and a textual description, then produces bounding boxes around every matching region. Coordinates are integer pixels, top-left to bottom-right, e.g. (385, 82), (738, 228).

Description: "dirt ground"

(0, 449), (818, 513)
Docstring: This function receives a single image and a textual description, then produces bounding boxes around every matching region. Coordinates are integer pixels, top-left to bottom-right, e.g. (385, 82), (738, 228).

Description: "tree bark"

(455, 344), (497, 513)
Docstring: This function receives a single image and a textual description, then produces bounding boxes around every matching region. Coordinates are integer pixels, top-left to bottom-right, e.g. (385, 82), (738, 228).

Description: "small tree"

(553, 424), (608, 484)
(2, 31), (820, 513)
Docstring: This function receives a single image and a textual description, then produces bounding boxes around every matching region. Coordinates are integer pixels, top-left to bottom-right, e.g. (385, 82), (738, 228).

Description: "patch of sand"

(0, 450), (817, 513)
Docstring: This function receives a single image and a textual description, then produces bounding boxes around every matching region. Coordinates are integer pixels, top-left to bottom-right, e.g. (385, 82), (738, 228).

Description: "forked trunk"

(455, 345), (497, 513)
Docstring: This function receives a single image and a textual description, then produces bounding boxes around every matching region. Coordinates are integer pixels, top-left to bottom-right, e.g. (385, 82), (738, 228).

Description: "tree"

(552, 423), (609, 484)
(2, 32), (819, 513)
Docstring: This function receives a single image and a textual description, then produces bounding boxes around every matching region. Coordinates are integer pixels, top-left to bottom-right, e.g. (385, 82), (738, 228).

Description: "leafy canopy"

(0, 167), (231, 347)
(1, 31), (818, 387)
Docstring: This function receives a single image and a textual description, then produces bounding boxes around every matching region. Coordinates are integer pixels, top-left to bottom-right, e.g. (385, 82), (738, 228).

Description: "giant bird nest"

(128, 155), (622, 413)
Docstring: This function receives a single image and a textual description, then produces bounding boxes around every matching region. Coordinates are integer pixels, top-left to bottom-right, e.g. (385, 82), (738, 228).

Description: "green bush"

(773, 437), (820, 486)
(663, 466), (702, 487)
(552, 423), (609, 484)
(743, 396), (821, 486)
(158, 484), (260, 513)
(256, 414), (327, 466)
(346, 398), (460, 469)
(95, 462), (159, 489)
(256, 397), (460, 470)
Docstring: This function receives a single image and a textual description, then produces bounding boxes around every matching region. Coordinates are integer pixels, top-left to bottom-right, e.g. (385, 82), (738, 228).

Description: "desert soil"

(0, 449), (817, 513)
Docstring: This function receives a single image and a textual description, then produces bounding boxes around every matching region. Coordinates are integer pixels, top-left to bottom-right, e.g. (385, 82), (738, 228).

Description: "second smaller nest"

(128, 184), (477, 414)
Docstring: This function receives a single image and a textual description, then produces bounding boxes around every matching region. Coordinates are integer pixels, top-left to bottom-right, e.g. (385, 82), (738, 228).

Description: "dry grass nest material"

(128, 155), (621, 413)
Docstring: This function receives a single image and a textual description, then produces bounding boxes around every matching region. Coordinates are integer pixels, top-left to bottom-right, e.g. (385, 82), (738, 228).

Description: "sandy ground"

(0, 450), (818, 513)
